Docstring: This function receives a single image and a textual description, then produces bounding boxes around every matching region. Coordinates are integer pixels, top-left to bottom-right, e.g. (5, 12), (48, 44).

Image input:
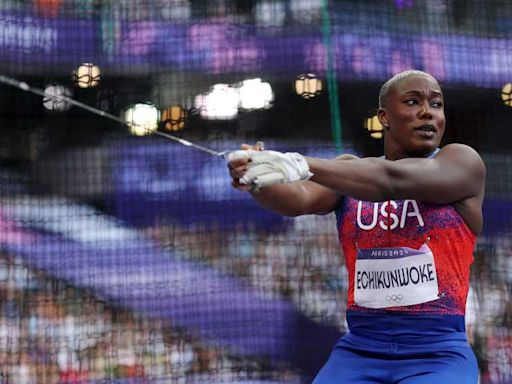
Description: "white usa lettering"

(356, 200), (424, 230)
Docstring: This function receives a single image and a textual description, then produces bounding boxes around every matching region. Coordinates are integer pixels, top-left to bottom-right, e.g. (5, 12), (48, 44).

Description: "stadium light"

(123, 103), (160, 136)
(43, 84), (73, 112)
(237, 78), (274, 110)
(501, 83), (512, 107)
(194, 84), (239, 120)
(364, 113), (384, 139)
(72, 63), (101, 89)
(161, 106), (188, 131)
(295, 73), (323, 99)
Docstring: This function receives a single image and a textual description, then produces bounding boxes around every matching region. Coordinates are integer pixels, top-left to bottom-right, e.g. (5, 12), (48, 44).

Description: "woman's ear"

(377, 108), (389, 129)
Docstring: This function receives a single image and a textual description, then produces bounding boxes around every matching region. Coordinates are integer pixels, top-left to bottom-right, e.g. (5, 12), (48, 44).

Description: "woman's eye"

(431, 101), (443, 108)
(405, 99), (418, 105)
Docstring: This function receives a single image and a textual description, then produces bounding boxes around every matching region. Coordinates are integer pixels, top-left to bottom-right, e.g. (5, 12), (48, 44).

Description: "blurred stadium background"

(0, 0), (511, 383)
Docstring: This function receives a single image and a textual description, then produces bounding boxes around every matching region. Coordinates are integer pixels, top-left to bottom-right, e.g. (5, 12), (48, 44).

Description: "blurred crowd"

(470, 236), (512, 384)
(0, 252), (300, 383)
(0, 0), (511, 38)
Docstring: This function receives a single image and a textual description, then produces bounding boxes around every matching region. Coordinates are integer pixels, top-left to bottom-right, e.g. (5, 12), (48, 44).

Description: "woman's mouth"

(414, 124), (437, 138)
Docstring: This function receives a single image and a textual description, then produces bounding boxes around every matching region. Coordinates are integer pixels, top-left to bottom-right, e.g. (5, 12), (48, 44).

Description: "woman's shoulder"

(334, 153), (360, 160)
(438, 143), (485, 169)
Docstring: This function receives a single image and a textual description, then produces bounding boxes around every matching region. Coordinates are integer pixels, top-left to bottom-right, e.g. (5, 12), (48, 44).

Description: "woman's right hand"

(227, 142), (264, 192)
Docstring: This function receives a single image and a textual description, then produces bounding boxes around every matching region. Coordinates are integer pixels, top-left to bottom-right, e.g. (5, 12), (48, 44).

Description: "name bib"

(354, 244), (439, 309)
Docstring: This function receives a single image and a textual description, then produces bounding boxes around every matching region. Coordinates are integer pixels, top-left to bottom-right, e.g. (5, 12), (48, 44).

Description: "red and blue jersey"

(334, 157), (476, 337)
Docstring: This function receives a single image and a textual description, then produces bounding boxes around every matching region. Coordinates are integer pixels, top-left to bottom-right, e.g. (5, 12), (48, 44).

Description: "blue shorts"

(312, 331), (478, 384)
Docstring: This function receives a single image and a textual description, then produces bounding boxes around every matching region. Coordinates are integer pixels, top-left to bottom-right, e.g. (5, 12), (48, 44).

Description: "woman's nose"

(419, 103), (432, 119)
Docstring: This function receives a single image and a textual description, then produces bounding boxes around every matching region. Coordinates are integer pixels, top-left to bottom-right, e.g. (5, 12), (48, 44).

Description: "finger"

(254, 172), (285, 188)
(229, 165), (248, 179)
(240, 163), (276, 184)
(226, 149), (256, 163)
(232, 179), (253, 192)
(254, 141), (265, 151)
(241, 142), (264, 151)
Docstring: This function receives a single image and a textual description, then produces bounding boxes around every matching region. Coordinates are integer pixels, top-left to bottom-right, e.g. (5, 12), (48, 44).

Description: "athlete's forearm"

(250, 182), (311, 216)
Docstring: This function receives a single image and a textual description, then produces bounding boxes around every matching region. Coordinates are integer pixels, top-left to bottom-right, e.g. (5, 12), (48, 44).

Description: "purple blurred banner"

(1, 11), (512, 86)
(0, 12), (97, 66)
(109, 140), (340, 229)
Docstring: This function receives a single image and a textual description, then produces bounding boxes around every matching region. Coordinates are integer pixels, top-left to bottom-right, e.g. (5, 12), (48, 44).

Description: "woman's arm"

(307, 143), (485, 204)
(228, 152), (356, 216)
(248, 180), (340, 216)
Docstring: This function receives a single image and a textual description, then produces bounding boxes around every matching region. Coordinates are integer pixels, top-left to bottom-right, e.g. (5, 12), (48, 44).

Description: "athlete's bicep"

(392, 144), (485, 204)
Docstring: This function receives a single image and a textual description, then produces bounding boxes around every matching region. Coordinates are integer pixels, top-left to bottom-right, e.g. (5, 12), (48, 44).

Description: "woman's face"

(378, 74), (446, 160)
